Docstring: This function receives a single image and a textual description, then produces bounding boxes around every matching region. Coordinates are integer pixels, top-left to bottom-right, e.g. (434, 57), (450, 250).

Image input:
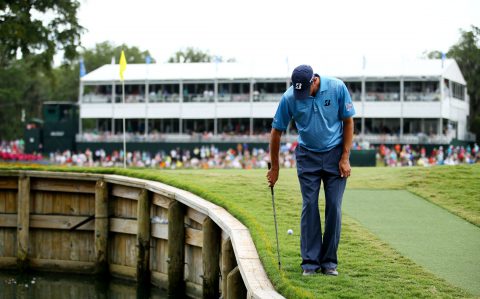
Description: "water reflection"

(0, 271), (168, 299)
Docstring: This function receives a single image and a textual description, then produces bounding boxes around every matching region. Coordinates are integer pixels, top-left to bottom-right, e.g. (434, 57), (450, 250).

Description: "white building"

(78, 58), (471, 145)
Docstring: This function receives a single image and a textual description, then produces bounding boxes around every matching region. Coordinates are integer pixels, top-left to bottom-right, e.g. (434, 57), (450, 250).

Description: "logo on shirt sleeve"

(345, 103), (353, 111)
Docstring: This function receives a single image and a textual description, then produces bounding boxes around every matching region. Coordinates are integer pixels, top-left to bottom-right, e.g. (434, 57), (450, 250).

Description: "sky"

(77, 0), (480, 66)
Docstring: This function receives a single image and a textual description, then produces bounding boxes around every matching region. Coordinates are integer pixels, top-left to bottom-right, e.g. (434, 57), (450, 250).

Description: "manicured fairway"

(343, 190), (480, 295)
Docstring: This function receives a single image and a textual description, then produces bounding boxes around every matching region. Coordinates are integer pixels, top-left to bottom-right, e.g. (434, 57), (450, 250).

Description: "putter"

(268, 162), (282, 270)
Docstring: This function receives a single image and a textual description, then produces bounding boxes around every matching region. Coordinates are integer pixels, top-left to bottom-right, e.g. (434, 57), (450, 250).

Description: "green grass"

(1, 164), (479, 298)
(346, 165), (480, 227)
(343, 190), (480, 295)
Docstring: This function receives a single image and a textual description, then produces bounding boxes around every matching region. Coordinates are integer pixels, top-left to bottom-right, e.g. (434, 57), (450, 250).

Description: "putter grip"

(267, 162), (274, 193)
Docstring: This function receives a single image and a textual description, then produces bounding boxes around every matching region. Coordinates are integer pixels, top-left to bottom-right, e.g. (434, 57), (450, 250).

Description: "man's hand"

(339, 156), (351, 178)
(267, 166), (279, 187)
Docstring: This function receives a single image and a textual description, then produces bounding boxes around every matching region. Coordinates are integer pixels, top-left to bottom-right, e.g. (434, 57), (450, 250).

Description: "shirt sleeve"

(272, 96), (292, 131)
(338, 82), (356, 119)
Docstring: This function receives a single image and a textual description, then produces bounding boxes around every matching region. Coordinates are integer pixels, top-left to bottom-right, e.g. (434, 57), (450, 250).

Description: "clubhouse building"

(78, 58), (472, 145)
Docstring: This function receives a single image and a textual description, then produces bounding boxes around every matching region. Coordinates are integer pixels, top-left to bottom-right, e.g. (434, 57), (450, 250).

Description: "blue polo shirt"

(272, 76), (355, 152)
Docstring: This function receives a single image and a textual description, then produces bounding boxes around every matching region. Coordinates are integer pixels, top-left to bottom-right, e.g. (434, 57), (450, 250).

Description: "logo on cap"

(291, 65), (314, 100)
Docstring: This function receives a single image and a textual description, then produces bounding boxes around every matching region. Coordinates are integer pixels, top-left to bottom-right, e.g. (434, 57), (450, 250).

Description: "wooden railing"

(0, 170), (283, 299)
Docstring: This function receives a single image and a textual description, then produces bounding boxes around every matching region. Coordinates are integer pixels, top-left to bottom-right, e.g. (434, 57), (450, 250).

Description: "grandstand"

(78, 58), (472, 146)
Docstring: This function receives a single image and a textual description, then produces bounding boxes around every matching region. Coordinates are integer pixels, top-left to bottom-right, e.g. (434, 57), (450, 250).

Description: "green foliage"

(45, 41), (155, 104)
(0, 0), (84, 139)
(447, 26), (480, 141)
(0, 0), (84, 69)
(81, 41), (154, 72)
(168, 47), (213, 63)
(0, 40), (155, 139)
(0, 58), (48, 140)
(167, 47), (236, 63)
(423, 50), (443, 59)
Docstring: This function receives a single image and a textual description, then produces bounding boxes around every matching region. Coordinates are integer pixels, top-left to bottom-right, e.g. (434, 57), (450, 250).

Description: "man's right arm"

(267, 128), (283, 187)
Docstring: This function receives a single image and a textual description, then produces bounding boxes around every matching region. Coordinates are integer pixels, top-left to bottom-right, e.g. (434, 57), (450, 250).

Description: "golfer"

(267, 64), (355, 276)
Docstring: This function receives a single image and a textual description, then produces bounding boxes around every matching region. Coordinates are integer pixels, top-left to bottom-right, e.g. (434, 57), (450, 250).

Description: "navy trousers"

(296, 144), (346, 271)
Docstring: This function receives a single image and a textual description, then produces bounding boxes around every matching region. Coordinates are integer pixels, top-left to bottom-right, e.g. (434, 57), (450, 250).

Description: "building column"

(112, 81), (116, 134)
(145, 80), (149, 137)
(214, 79), (218, 136)
(179, 81), (183, 134)
(249, 79), (254, 136)
(361, 78), (366, 137)
(400, 77), (404, 138)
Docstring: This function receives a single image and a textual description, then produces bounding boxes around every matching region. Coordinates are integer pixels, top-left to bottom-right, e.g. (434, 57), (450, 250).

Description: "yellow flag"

(119, 50), (127, 81)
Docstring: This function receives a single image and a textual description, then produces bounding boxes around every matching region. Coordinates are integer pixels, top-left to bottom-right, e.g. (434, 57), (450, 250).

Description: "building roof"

(81, 58), (466, 85)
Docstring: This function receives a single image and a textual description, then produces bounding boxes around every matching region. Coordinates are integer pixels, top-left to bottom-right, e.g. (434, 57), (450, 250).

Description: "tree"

(447, 26), (480, 141)
(0, 1), (84, 69)
(422, 50), (443, 59)
(0, 0), (83, 140)
(0, 57), (46, 140)
(81, 41), (154, 72)
(0, 41), (155, 140)
(46, 41), (155, 103)
(168, 47), (212, 63)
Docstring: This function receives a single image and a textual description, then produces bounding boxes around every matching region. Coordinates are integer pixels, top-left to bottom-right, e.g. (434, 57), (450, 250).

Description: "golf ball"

(287, 229), (293, 235)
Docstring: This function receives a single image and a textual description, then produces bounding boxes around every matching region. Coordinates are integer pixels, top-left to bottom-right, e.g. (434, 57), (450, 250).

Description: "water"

(0, 271), (168, 299)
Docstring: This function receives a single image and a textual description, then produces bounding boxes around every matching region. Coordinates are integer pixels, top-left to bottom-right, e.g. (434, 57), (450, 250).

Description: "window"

(149, 84), (180, 102)
(253, 82), (286, 102)
(218, 82), (250, 102)
(404, 81), (440, 101)
(365, 81), (400, 101)
(451, 82), (465, 100)
(344, 82), (361, 101)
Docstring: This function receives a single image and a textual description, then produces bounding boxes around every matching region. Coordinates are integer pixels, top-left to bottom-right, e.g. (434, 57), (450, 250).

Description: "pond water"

(0, 271), (169, 299)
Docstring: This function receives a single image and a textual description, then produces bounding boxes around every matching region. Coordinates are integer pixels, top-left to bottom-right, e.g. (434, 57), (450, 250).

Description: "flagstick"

(122, 80), (126, 169)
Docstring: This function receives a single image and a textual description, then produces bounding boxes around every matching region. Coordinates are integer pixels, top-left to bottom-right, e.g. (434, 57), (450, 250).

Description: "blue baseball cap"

(291, 65), (314, 100)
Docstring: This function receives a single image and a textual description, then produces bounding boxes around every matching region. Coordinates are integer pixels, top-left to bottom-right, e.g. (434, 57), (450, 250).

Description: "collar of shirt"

(319, 76), (328, 94)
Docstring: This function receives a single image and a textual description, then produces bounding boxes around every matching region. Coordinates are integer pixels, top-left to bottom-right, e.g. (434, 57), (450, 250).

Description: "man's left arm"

(339, 117), (353, 178)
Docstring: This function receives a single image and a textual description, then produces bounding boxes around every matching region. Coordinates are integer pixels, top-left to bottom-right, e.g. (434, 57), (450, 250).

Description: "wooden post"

(17, 175), (30, 271)
(168, 201), (185, 297)
(221, 238), (237, 298)
(226, 266), (246, 299)
(94, 180), (109, 275)
(136, 189), (151, 286)
(202, 217), (221, 299)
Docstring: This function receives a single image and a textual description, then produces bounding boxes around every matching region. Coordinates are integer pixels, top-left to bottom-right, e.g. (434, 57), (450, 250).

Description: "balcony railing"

(365, 92), (400, 101)
(253, 93), (283, 102)
(82, 94), (112, 103)
(183, 94), (215, 103)
(217, 93), (250, 102)
(404, 92), (440, 102)
(81, 91), (445, 104)
(355, 134), (451, 144)
(148, 93), (180, 103)
(77, 132), (457, 145)
(114, 95), (145, 103)
(76, 133), (294, 143)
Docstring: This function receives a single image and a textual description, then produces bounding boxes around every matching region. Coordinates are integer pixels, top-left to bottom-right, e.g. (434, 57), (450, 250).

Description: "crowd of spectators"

(378, 143), (480, 167)
(0, 140), (42, 162)
(2, 139), (479, 169)
(48, 143), (297, 169)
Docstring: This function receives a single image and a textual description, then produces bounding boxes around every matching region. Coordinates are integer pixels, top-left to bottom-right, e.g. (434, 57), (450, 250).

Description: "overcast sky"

(77, 0), (479, 66)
